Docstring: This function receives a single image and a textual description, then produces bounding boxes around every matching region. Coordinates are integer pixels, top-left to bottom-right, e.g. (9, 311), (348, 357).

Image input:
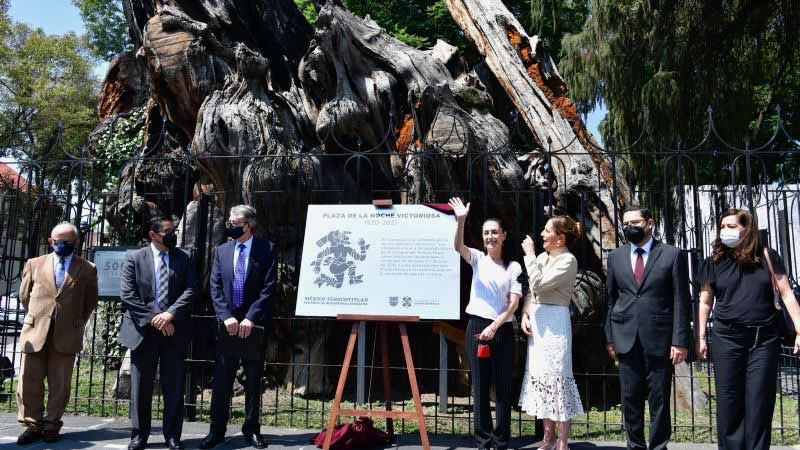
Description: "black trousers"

(711, 320), (779, 450)
(617, 337), (672, 450)
(465, 316), (514, 450)
(208, 352), (265, 436)
(129, 326), (187, 442)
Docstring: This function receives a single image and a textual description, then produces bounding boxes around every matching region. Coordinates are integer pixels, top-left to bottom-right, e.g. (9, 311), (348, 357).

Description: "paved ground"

(0, 414), (797, 450)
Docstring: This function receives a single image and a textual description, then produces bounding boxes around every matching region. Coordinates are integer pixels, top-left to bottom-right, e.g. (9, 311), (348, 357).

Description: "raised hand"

(521, 235), (535, 256)
(448, 197), (470, 221)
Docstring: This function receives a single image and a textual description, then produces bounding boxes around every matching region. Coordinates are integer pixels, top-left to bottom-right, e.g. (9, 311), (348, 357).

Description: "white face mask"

(719, 228), (742, 248)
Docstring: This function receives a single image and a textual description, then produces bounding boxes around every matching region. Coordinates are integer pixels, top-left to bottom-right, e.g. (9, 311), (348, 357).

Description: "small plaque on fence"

(92, 247), (135, 297)
(295, 204), (460, 319)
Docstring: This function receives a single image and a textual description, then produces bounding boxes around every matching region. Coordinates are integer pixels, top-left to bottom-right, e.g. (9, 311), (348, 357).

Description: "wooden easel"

(323, 314), (430, 450)
(323, 199), (429, 450)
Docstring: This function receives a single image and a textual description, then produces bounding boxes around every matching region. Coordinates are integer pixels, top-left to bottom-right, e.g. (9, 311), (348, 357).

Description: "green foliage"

(90, 106), (145, 188)
(559, 0), (800, 150)
(0, 7), (99, 160)
(73, 0), (131, 61)
(339, 0), (451, 50)
(294, 0), (588, 63)
(294, 0), (320, 24)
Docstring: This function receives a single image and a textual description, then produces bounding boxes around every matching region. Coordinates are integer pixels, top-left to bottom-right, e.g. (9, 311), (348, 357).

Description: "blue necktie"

(233, 243), (246, 309)
(55, 257), (66, 290)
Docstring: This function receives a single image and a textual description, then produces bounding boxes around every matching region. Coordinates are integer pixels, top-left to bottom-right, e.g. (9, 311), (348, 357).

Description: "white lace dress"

(518, 251), (584, 422)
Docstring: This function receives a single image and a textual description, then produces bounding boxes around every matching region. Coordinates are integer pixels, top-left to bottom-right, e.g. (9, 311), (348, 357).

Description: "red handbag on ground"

(313, 416), (391, 450)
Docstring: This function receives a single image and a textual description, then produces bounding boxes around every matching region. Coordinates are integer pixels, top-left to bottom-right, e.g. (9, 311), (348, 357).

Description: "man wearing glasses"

(16, 222), (98, 445)
(201, 205), (276, 449)
(118, 217), (197, 450)
(604, 207), (691, 450)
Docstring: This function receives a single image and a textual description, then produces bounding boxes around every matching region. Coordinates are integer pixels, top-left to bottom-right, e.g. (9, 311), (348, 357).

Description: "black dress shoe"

(244, 432), (268, 449)
(16, 428), (42, 445)
(42, 430), (61, 443)
(128, 438), (147, 450)
(166, 437), (185, 450)
(199, 433), (225, 449)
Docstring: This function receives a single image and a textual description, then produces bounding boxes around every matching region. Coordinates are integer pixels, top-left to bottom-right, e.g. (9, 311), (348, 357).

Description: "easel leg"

(323, 322), (359, 450)
(399, 323), (430, 450)
(380, 323), (393, 437)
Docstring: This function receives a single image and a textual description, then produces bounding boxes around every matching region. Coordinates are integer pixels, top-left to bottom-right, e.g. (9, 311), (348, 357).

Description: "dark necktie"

(634, 248), (645, 286)
(158, 252), (169, 311)
(233, 243), (247, 309)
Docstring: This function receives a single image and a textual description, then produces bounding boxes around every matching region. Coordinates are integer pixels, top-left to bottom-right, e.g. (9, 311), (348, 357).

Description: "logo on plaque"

(389, 296), (399, 307)
(402, 296), (412, 307)
(310, 230), (370, 288)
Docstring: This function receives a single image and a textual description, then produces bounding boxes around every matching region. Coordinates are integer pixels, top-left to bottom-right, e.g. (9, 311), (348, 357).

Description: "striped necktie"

(157, 251), (169, 311)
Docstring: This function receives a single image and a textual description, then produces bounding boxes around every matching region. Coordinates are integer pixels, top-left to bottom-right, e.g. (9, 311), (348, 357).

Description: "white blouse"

(465, 248), (523, 321)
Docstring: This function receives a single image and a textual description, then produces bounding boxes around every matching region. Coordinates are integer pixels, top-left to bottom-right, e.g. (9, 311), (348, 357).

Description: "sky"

(5, 0), (606, 144)
(8, 0), (109, 79)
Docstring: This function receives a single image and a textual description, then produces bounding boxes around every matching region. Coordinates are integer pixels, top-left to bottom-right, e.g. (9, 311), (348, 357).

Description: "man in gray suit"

(119, 217), (197, 450)
(604, 207), (691, 450)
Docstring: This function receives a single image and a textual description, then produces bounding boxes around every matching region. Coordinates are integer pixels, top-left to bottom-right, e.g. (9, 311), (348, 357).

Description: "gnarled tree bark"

(91, 0), (642, 402)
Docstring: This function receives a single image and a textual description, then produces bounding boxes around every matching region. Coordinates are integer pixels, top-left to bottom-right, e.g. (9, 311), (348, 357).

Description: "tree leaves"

(0, 9), (98, 159)
(559, 0), (800, 149)
(73, 0), (131, 61)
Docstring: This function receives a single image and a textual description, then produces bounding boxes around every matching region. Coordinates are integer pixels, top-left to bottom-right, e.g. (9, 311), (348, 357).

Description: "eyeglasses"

(226, 221), (247, 228)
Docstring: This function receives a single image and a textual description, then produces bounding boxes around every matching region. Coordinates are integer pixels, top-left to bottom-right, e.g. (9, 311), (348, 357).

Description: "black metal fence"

(1, 107), (800, 444)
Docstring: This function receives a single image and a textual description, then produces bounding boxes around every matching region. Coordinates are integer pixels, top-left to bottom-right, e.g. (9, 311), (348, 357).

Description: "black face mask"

(53, 241), (75, 257)
(162, 232), (178, 249)
(623, 225), (647, 245)
(226, 225), (245, 240)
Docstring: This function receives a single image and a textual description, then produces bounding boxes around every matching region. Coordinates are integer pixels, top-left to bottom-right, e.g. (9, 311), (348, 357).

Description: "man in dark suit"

(604, 207), (691, 450)
(119, 217), (197, 450)
(200, 205), (276, 449)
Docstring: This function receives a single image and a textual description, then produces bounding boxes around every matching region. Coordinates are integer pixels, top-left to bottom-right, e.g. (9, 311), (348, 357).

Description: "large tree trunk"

(446, 0), (633, 262)
(92, 0), (640, 401)
(301, 2), (524, 218)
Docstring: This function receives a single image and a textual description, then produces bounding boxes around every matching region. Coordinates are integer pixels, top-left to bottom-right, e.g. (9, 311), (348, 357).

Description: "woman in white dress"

(519, 216), (584, 450)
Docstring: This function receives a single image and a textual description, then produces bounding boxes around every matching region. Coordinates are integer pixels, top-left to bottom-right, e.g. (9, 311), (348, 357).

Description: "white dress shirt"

(233, 236), (253, 273)
(630, 237), (654, 271)
(150, 243), (169, 313)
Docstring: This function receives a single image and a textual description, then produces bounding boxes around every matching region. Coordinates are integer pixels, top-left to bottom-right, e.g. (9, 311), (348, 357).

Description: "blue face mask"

(52, 241), (75, 257)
